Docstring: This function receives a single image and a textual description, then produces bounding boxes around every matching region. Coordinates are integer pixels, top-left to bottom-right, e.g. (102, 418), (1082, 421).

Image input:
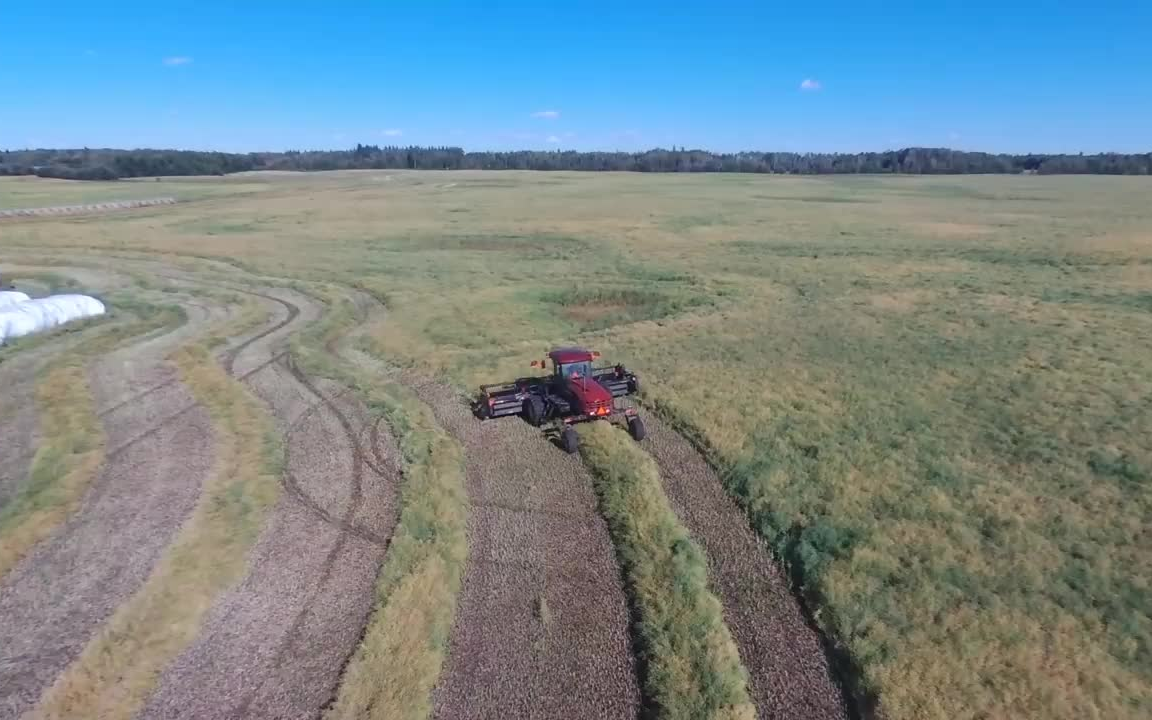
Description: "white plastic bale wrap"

(0, 294), (106, 344)
(0, 291), (31, 309)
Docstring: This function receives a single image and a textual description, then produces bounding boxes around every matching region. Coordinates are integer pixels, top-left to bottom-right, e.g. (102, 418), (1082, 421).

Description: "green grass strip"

(0, 362), (103, 580)
(577, 421), (755, 720)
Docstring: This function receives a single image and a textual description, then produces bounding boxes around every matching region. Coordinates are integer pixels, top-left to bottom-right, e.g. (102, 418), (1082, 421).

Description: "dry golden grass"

(29, 344), (280, 720)
(0, 364), (102, 579)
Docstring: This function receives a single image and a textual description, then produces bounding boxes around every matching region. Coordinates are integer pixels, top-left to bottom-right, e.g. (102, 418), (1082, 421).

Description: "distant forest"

(2, 146), (1150, 180)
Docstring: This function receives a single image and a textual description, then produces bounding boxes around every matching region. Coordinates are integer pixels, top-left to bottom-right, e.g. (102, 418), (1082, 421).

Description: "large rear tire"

(561, 427), (579, 454)
(524, 396), (545, 426)
(628, 416), (646, 441)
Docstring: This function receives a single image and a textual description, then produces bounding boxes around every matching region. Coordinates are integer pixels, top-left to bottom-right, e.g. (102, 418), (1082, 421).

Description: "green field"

(3, 170), (1150, 719)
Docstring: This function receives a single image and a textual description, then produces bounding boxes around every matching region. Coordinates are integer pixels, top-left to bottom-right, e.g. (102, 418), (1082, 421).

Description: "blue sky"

(1, 1), (1149, 153)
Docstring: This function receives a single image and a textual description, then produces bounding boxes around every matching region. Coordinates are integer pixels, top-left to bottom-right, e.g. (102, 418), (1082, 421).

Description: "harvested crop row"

(410, 374), (641, 720)
(576, 421), (755, 720)
(325, 378), (467, 720)
(29, 343), (281, 720)
(0, 280), (220, 718)
(137, 285), (400, 719)
(293, 288), (469, 720)
(0, 295), (180, 513)
(639, 415), (851, 720)
(318, 285), (641, 719)
(0, 363), (102, 581)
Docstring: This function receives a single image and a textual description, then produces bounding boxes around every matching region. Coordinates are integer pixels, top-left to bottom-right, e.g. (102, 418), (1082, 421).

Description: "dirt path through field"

(408, 377), (640, 720)
(641, 419), (850, 720)
(139, 287), (402, 720)
(0, 275), (224, 719)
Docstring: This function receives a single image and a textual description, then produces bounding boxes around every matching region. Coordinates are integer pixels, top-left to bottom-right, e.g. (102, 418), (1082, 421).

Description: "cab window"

(557, 360), (592, 378)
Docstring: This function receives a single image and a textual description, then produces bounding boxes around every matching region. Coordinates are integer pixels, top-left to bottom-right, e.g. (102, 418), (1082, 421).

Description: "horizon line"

(4, 145), (1149, 157)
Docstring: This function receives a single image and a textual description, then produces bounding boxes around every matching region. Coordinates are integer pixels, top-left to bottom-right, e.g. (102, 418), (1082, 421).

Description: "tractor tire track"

(408, 377), (641, 720)
(221, 295), (299, 376)
(0, 279), (224, 719)
(273, 384), (392, 545)
(139, 287), (401, 720)
(640, 418), (850, 720)
(91, 351), (289, 468)
(276, 359), (391, 548)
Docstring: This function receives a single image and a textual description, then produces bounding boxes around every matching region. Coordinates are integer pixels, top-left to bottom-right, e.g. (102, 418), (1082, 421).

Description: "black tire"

(561, 427), (579, 454)
(628, 416), (646, 441)
(524, 396), (545, 426)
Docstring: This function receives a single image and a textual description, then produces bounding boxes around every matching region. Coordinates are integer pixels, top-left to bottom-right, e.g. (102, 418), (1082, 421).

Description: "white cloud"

(531, 110), (560, 119)
(381, 128), (403, 137)
(546, 135), (561, 144)
(163, 56), (193, 66)
(799, 78), (822, 91)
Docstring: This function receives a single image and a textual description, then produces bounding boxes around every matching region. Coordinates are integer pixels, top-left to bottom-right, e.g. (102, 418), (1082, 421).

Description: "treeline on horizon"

(1, 145), (1150, 180)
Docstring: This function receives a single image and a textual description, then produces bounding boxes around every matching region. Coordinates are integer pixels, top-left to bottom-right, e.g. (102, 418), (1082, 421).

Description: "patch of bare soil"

(640, 417), (850, 720)
(409, 378), (640, 720)
(0, 293), (221, 718)
(138, 289), (401, 720)
(563, 302), (629, 323)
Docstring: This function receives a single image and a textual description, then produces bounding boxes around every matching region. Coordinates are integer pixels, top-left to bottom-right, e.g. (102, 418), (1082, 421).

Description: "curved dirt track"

(0, 272), (224, 719)
(641, 419), (849, 720)
(139, 288), (402, 720)
(409, 377), (641, 720)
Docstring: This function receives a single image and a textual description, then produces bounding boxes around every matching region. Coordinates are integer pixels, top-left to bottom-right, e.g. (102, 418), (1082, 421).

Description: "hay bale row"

(0, 197), (177, 219)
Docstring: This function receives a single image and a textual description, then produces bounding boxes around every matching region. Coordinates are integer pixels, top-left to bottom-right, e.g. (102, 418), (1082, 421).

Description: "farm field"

(0, 170), (1150, 720)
